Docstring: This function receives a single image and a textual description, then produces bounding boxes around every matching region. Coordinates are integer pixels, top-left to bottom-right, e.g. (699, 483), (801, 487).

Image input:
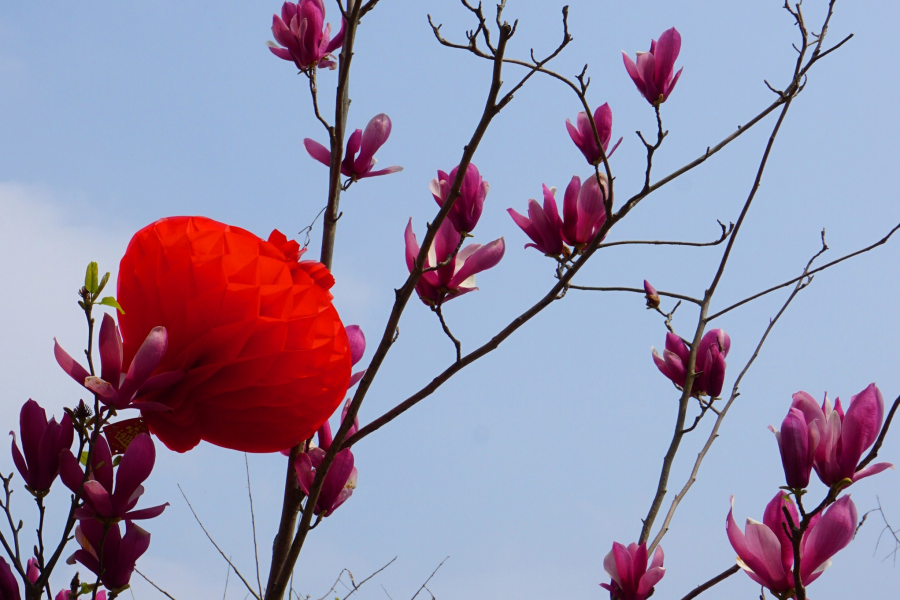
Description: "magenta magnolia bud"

(68, 519), (150, 591)
(59, 433), (168, 523)
(652, 329), (730, 397)
(623, 27), (683, 106)
(25, 558), (38, 585)
(55, 314), (182, 411)
(267, 0), (346, 71)
(10, 399), (74, 494)
(643, 280), (660, 310)
(304, 114), (403, 181)
(561, 174), (609, 249)
(508, 184), (565, 256)
(404, 218), (505, 307)
(727, 493), (857, 594)
(600, 541), (664, 600)
(566, 103), (622, 166)
(791, 384), (893, 487)
(770, 407), (818, 489)
(345, 325), (367, 388)
(431, 164), (490, 234)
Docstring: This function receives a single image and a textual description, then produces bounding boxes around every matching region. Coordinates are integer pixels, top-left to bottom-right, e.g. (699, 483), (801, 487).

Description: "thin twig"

(178, 485), (261, 600)
(433, 305), (462, 362)
(707, 222), (900, 321)
(568, 285), (703, 306)
(679, 565), (741, 600)
(246, 454), (263, 598)
(410, 557), (449, 600)
(135, 568), (178, 600)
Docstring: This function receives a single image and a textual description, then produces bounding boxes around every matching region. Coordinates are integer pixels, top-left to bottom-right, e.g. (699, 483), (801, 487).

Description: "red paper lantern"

(116, 216), (351, 453)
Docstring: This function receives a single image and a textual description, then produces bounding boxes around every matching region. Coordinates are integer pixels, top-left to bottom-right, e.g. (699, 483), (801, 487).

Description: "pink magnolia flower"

(727, 492), (857, 595)
(59, 433), (168, 523)
(404, 218), (505, 307)
(431, 164), (490, 234)
(68, 519), (150, 592)
(267, 0), (346, 70)
(345, 325), (367, 388)
(790, 384), (893, 487)
(561, 174), (609, 249)
(600, 542), (665, 600)
(623, 27), (683, 106)
(643, 280), (660, 310)
(652, 329), (730, 398)
(10, 399), (73, 493)
(304, 114), (402, 181)
(0, 557), (19, 600)
(25, 558), (38, 585)
(55, 313), (182, 412)
(507, 184), (565, 256)
(770, 407), (818, 489)
(566, 103), (622, 166)
(294, 408), (358, 517)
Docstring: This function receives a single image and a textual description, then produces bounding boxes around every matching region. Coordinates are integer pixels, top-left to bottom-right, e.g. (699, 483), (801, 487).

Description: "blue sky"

(1, 0), (899, 598)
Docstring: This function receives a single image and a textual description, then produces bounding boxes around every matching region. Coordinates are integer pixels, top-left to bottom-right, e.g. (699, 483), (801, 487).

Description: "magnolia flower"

(345, 325), (367, 388)
(68, 519), (150, 592)
(600, 541), (665, 600)
(59, 433), (167, 522)
(25, 559), (38, 585)
(55, 313), (182, 412)
(508, 184), (565, 256)
(623, 27), (683, 105)
(566, 103), (622, 166)
(294, 408), (358, 517)
(652, 329), (730, 397)
(770, 407), (818, 489)
(643, 280), (660, 310)
(431, 164), (490, 234)
(727, 492), (857, 595)
(304, 114), (402, 181)
(10, 399), (73, 493)
(267, 0), (346, 70)
(790, 384), (893, 487)
(560, 174), (609, 249)
(404, 218), (505, 307)
(0, 557), (19, 600)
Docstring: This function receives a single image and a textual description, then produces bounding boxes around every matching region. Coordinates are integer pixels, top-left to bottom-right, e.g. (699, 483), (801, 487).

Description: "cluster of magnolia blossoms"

(726, 384), (893, 598)
(6, 393), (164, 597)
(304, 113), (403, 182)
(406, 163), (506, 307)
(652, 329), (731, 398)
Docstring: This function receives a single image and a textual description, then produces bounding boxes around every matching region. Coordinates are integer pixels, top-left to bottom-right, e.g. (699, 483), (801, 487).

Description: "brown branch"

(246, 454), (263, 598)
(638, 1), (816, 544)
(409, 557), (449, 600)
(597, 221), (733, 249)
(568, 285), (703, 306)
(707, 222), (900, 321)
(434, 305), (462, 362)
(648, 230), (829, 552)
(178, 485), (260, 600)
(678, 565), (740, 600)
(135, 568), (178, 600)
(266, 6), (525, 598)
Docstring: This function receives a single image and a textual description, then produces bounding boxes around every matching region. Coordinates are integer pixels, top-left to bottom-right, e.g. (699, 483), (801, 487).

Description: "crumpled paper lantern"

(116, 216), (351, 453)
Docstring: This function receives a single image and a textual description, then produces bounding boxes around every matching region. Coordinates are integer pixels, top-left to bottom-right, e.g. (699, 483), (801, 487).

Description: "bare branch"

(178, 485), (260, 600)
(568, 285), (703, 306)
(434, 305), (462, 362)
(598, 221), (734, 250)
(135, 568), (178, 600)
(678, 565), (741, 600)
(707, 222), (900, 321)
(410, 557), (449, 600)
(246, 454), (263, 598)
